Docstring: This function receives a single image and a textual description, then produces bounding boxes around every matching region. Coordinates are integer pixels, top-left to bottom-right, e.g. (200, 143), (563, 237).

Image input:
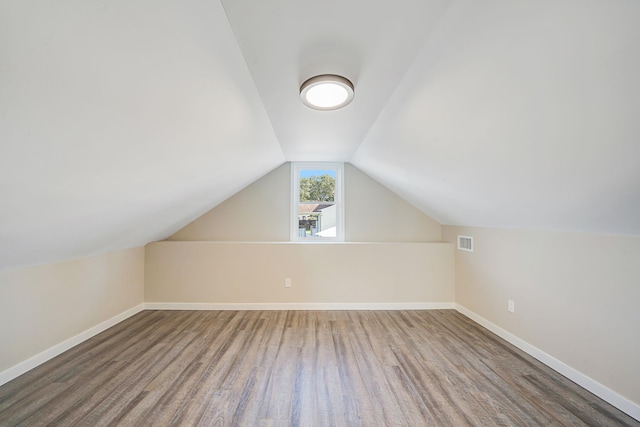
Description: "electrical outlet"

(284, 278), (292, 288)
(508, 299), (515, 313)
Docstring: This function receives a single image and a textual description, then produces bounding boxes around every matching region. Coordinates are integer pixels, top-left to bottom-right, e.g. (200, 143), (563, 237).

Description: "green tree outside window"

(299, 174), (335, 202)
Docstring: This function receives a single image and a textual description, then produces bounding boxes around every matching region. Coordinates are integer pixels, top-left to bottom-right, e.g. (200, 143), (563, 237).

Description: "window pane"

(297, 169), (336, 238)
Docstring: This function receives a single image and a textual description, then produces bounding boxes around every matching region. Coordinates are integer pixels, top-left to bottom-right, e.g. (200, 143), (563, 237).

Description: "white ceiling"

(1, 0), (639, 271)
(353, 0), (640, 234)
(221, 0), (451, 161)
(0, 0), (284, 270)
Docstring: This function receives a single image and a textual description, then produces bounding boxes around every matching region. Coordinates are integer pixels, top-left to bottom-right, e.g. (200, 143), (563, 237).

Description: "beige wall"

(442, 226), (640, 406)
(167, 162), (442, 242)
(0, 247), (145, 374)
(145, 242), (454, 304)
(345, 164), (441, 241)
(167, 163), (291, 241)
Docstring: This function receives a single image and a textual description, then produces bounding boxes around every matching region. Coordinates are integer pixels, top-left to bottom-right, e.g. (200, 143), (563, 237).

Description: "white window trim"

(291, 162), (344, 242)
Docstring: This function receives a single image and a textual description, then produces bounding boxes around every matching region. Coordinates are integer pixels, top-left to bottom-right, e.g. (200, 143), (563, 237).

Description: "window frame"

(290, 162), (344, 242)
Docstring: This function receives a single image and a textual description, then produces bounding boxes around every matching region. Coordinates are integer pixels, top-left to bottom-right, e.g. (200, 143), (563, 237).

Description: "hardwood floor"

(0, 310), (636, 426)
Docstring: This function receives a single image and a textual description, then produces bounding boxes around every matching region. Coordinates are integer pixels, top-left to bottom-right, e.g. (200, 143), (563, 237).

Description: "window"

(291, 162), (344, 241)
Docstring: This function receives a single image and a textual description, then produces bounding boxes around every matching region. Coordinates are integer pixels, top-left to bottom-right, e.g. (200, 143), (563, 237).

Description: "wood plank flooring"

(0, 310), (637, 426)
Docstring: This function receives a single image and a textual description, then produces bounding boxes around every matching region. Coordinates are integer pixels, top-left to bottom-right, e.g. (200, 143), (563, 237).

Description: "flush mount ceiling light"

(300, 74), (354, 111)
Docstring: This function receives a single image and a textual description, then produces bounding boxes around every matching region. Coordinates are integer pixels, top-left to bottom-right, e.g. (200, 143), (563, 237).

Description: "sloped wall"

(167, 163), (441, 242)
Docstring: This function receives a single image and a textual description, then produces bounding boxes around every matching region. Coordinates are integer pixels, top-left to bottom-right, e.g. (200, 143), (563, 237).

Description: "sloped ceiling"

(352, 0), (640, 235)
(0, 0), (284, 271)
(221, 0), (451, 161)
(1, 0), (639, 271)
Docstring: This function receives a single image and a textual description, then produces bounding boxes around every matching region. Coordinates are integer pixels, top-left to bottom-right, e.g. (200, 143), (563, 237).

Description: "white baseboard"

(455, 304), (640, 422)
(0, 303), (145, 387)
(144, 302), (455, 311)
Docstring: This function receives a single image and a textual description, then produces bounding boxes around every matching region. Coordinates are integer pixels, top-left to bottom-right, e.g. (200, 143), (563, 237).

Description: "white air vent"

(457, 235), (473, 252)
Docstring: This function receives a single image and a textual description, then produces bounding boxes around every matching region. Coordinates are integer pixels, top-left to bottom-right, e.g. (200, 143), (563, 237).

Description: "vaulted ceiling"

(1, 0), (639, 271)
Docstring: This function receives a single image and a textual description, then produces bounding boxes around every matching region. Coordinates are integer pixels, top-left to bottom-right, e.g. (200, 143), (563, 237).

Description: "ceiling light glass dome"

(300, 74), (354, 111)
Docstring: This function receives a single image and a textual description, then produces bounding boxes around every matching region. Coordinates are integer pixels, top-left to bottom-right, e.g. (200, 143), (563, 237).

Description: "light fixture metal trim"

(300, 74), (355, 111)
